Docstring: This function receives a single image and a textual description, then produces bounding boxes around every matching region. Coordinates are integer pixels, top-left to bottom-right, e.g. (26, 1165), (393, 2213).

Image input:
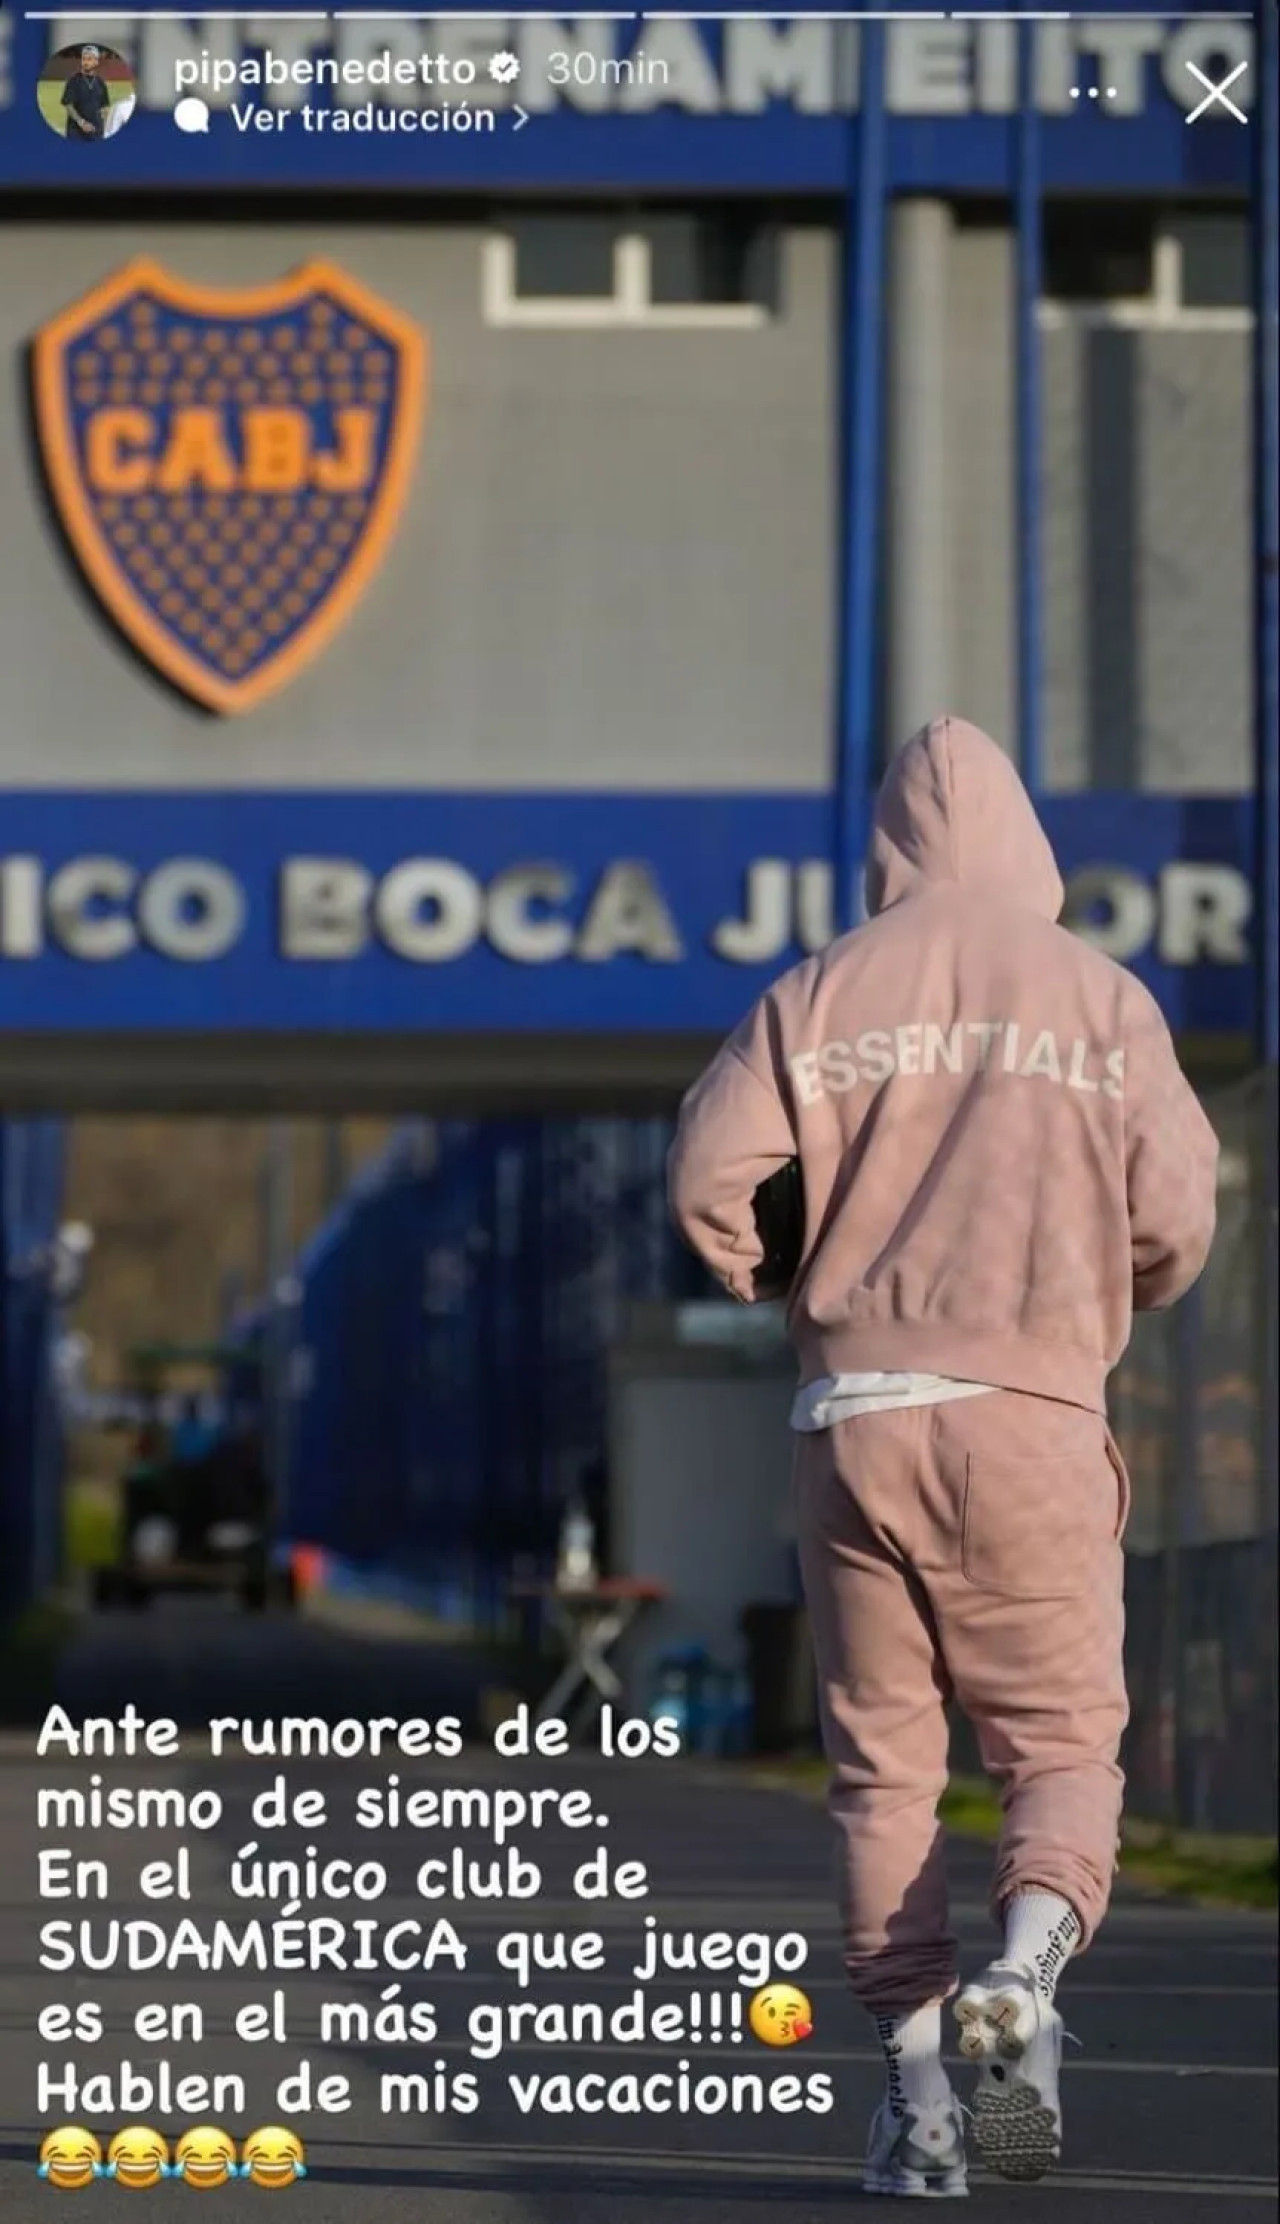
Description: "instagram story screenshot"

(0, 0), (1276, 2216)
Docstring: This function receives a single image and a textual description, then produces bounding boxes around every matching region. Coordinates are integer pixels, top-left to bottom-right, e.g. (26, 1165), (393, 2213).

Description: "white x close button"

(1185, 58), (1249, 124)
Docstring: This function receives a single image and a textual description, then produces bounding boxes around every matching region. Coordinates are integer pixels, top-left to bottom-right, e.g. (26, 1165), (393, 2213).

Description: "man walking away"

(667, 716), (1218, 2197)
(62, 46), (111, 139)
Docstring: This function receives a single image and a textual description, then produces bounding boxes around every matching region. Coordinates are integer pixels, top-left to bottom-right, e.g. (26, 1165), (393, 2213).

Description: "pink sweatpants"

(793, 1389), (1131, 2015)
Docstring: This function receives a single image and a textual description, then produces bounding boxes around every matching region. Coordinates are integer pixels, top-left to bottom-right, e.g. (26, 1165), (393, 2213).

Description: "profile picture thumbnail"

(38, 41), (137, 143)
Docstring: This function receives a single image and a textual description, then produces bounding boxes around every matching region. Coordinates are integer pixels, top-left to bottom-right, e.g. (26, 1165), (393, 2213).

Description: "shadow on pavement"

(309, 2159), (858, 2201)
(5, 1596), (528, 1735)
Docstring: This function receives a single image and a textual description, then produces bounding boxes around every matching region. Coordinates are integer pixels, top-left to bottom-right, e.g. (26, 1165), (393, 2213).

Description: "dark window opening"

(1171, 212), (1250, 309)
(1043, 202), (1156, 302)
(647, 214), (781, 311)
(498, 205), (780, 311)
(509, 214), (620, 299)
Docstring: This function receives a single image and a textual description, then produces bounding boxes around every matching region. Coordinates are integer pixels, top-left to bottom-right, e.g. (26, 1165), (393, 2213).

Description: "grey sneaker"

(863, 2094), (969, 2198)
(954, 1962), (1064, 2183)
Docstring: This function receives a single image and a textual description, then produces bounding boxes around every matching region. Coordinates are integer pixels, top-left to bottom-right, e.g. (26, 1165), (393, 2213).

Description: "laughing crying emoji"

(172, 2127), (238, 2189)
(37, 2127), (104, 2190)
(239, 2126), (308, 2188)
(104, 2127), (171, 2189)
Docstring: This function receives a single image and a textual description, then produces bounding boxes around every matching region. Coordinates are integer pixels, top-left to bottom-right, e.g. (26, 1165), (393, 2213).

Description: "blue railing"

(258, 1119), (707, 1626)
(0, 1121), (68, 1617)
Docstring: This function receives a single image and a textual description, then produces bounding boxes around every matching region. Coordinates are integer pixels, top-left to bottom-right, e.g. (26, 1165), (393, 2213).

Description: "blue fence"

(261, 1119), (706, 1624)
(0, 1121), (68, 1618)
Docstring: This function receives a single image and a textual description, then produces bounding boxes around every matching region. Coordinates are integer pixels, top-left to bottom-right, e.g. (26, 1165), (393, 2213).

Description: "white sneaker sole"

(955, 1983), (1028, 2063)
(863, 2168), (969, 2199)
(954, 1986), (1060, 2185)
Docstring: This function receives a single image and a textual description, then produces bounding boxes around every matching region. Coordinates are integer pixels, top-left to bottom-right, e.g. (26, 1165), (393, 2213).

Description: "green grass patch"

(1117, 1816), (1279, 1911)
(0, 1599), (77, 1726)
(65, 1482), (121, 1573)
(36, 77), (132, 134)
(938, 1776), (1003, 1842)
(737, 1755), (1277, 1912)
(35, 80), (69, 132)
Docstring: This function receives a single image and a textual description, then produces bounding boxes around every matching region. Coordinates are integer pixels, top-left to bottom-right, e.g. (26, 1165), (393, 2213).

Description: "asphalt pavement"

(0, 1599), (1274, 2222)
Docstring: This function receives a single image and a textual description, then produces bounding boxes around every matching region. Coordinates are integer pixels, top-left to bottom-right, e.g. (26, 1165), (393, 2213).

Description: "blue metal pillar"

(0, 1121), (67, 1618)
(1253, 0), (1279, 1549)
(833, 16), (888, 934)
(0, 1121), (12, 1618)
(1014, 17), (1044, 798)
(1257, 0), (1279, 1075)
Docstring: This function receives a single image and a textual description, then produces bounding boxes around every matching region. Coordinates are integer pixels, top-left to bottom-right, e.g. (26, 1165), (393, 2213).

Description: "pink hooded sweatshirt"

(668, 716), (1219, 1415)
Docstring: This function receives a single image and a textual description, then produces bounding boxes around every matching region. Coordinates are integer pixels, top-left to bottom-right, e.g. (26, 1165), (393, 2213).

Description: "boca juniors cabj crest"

(32, 260), (427, 715)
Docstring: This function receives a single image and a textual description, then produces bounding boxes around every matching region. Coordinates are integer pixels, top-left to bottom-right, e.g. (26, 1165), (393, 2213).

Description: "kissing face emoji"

(174, 2127), (237, 2190)
(748, 1982), (814, 2047)
(38, 2127), (103, 2190)
(106, 2126), (170, 2189)
(240, 2126), (307, 2189)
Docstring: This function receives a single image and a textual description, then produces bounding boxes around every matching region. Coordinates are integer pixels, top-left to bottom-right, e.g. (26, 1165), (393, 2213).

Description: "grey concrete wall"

(944, 217), (1017, 758)
(884, 198), (957, 748)
(0, 212), (1251, 797)
(0, 219), (836, 791)
(900, 217), (1249, 795)
(608, 1350), (797, 1708)
(1042, 321), (1251, 791)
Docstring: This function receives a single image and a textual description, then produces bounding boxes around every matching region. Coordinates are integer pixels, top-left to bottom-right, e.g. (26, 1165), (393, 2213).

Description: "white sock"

(1001, 1890), (1082, 2003)
(874, 2004), (953, 2117)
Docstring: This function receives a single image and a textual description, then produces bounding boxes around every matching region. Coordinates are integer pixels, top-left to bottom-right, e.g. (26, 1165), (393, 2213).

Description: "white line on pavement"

(249, 2136), (1280, 2198)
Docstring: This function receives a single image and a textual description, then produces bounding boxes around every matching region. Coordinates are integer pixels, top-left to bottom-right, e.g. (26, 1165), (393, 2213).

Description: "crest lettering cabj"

(32, 259), (427, 714)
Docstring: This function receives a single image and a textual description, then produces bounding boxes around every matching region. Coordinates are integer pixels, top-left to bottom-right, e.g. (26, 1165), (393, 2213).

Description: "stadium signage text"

(0, 853), (1251, 970)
